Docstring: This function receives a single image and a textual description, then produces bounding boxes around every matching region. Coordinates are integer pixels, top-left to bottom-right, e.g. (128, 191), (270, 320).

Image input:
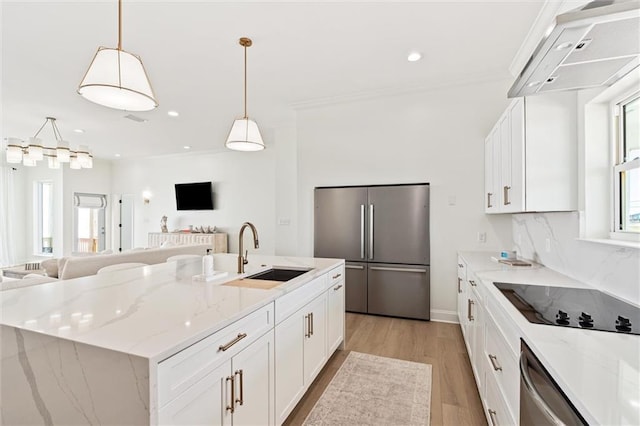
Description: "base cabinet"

(159, 330), (274, 425)
(275, 292), (328, 424)
(327, 278), (345, 354)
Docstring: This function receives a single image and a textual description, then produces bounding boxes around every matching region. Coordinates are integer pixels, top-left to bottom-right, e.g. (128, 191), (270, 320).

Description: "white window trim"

(610, 90), (640, 243)
(34, 180), (54, 257)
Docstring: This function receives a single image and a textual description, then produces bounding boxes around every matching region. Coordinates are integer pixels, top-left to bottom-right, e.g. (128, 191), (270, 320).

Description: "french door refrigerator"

(314, 183), (430, 320)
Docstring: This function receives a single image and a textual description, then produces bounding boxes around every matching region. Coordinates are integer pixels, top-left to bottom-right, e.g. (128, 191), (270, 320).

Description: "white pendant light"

(77, 145), (91, 168)
(5, 139), (23, 164)
(226, 37), (265, 152)
(27, 138), (44, 161)
(69, 155), (82, 170)
(23, 157), (37, 167)
(56, 140), (71, 163)
(78, 0), (158, 111)
(47, 155), (60, 169)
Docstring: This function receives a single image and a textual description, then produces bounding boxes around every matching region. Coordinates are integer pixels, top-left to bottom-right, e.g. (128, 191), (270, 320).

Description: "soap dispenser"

(202, 249), (214, 278)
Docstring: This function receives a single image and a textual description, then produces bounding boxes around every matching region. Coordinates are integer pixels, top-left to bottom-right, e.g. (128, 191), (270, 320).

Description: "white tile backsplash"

(513, 212), (640, 305)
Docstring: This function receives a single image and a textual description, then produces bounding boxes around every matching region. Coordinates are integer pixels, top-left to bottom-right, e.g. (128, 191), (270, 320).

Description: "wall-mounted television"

(175, 182), (214, 210)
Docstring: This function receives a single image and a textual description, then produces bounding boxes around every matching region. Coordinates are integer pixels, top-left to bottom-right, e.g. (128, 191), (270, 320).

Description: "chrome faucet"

(238, 222), (259, 273)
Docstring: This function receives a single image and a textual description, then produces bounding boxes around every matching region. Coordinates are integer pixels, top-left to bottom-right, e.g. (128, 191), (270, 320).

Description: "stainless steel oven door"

(520, 341), (587, 426)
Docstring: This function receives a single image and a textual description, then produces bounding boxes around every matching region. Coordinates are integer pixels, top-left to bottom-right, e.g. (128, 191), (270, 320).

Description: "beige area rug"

(303, 351), (432, 426)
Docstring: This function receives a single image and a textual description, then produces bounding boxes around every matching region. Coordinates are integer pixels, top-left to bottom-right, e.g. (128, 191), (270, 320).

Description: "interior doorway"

(73, 193), (106, 254)
(119, 194), (135, 252)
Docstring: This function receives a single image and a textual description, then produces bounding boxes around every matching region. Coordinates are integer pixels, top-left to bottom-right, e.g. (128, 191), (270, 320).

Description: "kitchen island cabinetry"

(0, 254), (345, 425)
(485, 91), (577, 214)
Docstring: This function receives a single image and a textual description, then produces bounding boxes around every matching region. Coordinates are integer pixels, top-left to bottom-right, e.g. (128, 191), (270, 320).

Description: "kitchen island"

(0, 254), (345, 425)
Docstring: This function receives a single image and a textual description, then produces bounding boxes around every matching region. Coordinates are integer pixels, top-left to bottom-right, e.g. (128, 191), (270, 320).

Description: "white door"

(158, 360), (231, 426)
(231, 331), (274, 426)
(326, 281), (345, 354)
(304, 293), (327, 384)
(275, 310), (306, 424)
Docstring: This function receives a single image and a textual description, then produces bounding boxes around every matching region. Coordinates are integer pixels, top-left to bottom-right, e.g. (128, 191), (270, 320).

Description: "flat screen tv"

(175, 182), (214, 210)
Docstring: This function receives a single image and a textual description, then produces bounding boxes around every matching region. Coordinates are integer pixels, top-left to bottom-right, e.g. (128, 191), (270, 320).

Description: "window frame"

(34, 180), (54, 256)
(611, 90), (640, 241)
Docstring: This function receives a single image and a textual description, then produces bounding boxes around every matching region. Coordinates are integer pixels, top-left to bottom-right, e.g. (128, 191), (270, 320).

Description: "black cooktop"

(494, 282), (640, 335)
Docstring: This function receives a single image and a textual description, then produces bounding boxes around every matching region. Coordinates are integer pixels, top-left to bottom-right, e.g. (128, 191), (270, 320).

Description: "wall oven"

(520, 340), (588, 426)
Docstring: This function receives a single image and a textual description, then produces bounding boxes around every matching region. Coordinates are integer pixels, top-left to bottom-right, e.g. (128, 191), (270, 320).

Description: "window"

(35, 181), (54, 255)
(614, 92), (640, 237)
(73, 193), (107, 253)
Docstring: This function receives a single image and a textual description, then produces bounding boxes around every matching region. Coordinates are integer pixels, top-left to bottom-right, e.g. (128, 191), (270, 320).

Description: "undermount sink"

(247, 267), (311, 282)
(222, 267), (312, 290)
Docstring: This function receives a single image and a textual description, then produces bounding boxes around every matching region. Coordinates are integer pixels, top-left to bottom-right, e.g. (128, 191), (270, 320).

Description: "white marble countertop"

(459, 251), (640, 426)
(0, 254), (343, 363)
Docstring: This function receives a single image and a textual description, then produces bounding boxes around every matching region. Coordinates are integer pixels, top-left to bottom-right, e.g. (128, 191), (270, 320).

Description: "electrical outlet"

(477, 232), (487, 243)
(545, 238), (551, 253)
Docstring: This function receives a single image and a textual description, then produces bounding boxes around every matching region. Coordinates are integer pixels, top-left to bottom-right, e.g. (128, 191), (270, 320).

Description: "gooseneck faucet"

(238, 222), (259, 273)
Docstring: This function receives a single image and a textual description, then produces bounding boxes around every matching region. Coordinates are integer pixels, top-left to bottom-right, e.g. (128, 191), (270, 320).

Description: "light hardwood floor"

(284, 313), (487, 426)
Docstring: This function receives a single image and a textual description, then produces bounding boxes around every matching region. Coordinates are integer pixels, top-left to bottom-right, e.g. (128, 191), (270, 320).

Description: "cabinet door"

(158, 360), (231, 426)
(368, 264), (430, 320)
(231, 331), (274, 426)
(500, 114), (511, 212)
(484, 129), (500, 213)
(507, 98), (525, 212)
(327, 279), (345, 355)
(470, 288), (485, 392)
(274, 309), (305, 424)
(304, 292), (327, 384)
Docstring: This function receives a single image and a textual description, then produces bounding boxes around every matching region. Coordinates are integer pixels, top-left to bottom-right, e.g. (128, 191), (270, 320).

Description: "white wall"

(295, 79), (514, 320)
(110, 149), (277, 255)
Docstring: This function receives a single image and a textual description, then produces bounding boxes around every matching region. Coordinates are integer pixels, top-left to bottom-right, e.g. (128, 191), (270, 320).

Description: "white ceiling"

(1, 1), (544, 160)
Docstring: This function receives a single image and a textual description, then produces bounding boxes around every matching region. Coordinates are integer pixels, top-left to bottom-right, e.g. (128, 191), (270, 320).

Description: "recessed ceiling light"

(555, 42), (573, 51)
(527, 81), (541, 87)
(407, 52), (422, 62)
(183, 145), (191, 150)
(74, 129), (85, 133)
(168, 110), (179, 117)
(114, 153), (121, 157)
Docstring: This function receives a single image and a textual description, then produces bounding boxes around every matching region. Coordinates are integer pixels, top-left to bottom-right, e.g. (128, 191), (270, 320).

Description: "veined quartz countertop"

(458, 251), (640, 426)
(0, 254), (343, 363)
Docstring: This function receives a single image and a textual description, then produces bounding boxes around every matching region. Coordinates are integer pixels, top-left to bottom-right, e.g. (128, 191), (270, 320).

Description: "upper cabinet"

(485, 92), (577, 214)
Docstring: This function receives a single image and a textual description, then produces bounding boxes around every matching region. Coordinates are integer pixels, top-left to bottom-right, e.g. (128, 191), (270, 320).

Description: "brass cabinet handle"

(332, 273), (342, 279)
(467, 299), (475, 321)
(469, 280), (477, 287)
(235, 369), (244, 406)
(218, 333), (247, 352)
(488, 409), (498, 426)
(304, 314), (310, 338)
(457, 278), (462, 294)
(226, 376), (235, 413)
(487, 193), (493, 208)
(503, 185), (511, 205)
(488, 354), (503, 371)
(333, 284), (343, 291)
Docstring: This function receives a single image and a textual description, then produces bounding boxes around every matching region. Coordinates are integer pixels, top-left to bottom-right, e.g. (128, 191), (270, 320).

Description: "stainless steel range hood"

(508, 0), (640, 98)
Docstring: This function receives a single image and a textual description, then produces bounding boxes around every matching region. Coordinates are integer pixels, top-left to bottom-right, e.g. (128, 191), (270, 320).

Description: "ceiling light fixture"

(4, 117), (93, 169)
(77, 0), (158, 111)
(183, 145), (191, 150)
(225, 37), (265, 152)
(74, 129), (85, 133)
(407, 52), (422, 62)
(168, 111), (179, 117)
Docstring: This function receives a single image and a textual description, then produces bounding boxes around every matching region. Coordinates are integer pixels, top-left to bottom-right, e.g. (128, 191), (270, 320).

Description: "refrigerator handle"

(368, 204), (374, 260)
(360, 204), (365, 259)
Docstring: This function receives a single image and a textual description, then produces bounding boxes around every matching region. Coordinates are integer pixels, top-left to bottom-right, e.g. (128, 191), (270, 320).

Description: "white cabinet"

(485, 92), (577, 214)
(159, 330), (274, 426)
(326, 271), (345, 355)
(275, 292), (327, 424)
(456, 257), (468, 337)
(464, 271), (485, 389)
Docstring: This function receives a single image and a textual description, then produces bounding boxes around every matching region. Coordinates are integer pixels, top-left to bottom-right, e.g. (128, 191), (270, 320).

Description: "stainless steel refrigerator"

(314, 183), (430, 320)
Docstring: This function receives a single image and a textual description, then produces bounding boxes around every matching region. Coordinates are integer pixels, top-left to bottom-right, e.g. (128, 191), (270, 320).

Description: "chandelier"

(4, 117), (93, 169)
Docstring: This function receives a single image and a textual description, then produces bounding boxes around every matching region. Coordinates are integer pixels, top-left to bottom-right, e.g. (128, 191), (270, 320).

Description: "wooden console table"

(148, 232), (228, 253)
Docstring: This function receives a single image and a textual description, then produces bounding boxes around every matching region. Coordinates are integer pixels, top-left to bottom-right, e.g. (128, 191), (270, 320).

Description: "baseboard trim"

(430, 309), (459, 324)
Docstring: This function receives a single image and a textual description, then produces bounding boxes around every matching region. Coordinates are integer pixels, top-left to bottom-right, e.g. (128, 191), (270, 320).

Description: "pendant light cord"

(244, 43), (248, 119)
(117, 0), (122, 50)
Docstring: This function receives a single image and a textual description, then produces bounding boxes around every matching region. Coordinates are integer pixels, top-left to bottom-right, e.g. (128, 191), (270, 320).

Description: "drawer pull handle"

(369, 266), (427, 273)
(219, 333), (247, 352)
(332, 273), (342, 279)
(503, 185), (511, 206)
(467, 299), (474, 321)
(310, 312), (314, 336)
(458, 263), (464, 268)
(333, 284), (343, 291)
(488, 409), (498, 426)
(488, 354), (502, 371)
(487, 192), (493, 208)
(469, 280), (477, 287)
(305, 314), (311, 338)
(346, 265), (364, 270)
(226, 376), (235, 413)
(457, 278), (462, 294)
(235, 369), (244, 406)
